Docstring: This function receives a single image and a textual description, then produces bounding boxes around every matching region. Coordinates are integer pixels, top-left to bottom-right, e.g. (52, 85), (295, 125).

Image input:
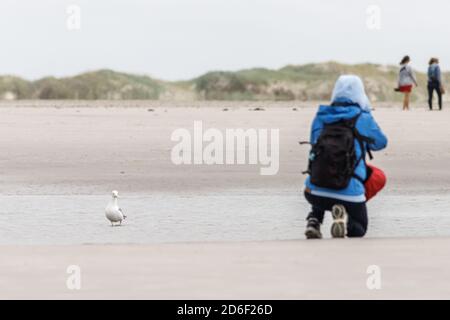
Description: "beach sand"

(2, 238), (450, 300)
(0, 101), (449, 299)
(0, 101), (449, 196)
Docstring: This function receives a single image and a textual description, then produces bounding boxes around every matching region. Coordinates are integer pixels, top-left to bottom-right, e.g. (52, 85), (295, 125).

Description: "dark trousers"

(305, 191), (368, 238)
(428, 81), (442, 110)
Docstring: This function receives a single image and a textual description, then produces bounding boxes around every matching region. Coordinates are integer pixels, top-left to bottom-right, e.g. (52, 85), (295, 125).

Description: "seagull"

(105, 190), (127, 226)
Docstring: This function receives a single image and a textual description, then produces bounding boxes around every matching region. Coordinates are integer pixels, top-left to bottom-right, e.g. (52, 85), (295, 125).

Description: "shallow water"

(0, 191), (449, 245)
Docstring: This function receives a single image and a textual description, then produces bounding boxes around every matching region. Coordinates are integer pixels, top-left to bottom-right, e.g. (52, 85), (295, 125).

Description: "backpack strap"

(350, 114), (376, 183)
(352, 174), (366, 185)
(354, 129), (375, 160)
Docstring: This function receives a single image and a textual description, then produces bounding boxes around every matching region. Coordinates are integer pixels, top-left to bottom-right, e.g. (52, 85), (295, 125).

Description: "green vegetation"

(0, 76), (34, 99)
(0, 62), (446, 101)
(0, 70), (165, 100)
(193, 62), (443, 102)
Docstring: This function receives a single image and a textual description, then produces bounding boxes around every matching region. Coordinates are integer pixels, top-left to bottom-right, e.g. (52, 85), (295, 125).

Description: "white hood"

(330, 75), (372, 112)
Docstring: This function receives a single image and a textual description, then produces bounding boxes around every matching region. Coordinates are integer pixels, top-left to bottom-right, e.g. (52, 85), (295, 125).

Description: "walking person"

(303, 75), (388, 239)
(428, 58), (444, 110)
(397, 55), (418, 111)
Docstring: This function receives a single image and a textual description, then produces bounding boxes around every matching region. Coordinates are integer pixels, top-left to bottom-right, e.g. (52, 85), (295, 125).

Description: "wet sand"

(1, 193), (450, 244)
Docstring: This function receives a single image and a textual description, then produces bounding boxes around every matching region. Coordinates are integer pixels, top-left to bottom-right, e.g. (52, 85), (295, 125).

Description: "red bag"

(365, 165), (386, 201)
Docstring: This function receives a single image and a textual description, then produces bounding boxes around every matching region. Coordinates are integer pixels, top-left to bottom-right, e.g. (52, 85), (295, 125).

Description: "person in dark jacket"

(428, 58), (444, 110)
(304, 75), (388, 239)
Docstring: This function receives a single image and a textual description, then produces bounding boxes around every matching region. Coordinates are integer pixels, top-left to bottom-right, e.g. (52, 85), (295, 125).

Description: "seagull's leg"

(111, 222), (114, 227)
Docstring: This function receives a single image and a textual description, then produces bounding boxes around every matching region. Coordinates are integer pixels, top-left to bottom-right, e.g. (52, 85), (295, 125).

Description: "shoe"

(305, 217), (322, 239)
(331, 205), (347, 238)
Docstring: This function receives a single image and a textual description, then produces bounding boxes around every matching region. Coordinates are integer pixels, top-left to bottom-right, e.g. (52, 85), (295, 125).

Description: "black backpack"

(303, 114), (374, 190)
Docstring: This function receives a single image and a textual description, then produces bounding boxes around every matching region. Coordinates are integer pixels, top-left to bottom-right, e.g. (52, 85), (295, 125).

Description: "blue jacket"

(428, 64), (442, 84)
(305, 101), (388, 202)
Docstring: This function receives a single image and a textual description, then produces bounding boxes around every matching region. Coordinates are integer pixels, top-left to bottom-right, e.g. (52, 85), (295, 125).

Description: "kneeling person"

(304, 75), (388, 239)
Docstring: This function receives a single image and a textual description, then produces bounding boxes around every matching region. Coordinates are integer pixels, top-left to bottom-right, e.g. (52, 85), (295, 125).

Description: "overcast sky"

(0, 0), (449, 80)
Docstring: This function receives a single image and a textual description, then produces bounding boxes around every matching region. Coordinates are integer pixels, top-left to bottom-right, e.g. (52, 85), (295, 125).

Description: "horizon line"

(0, 60), (437, 83)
